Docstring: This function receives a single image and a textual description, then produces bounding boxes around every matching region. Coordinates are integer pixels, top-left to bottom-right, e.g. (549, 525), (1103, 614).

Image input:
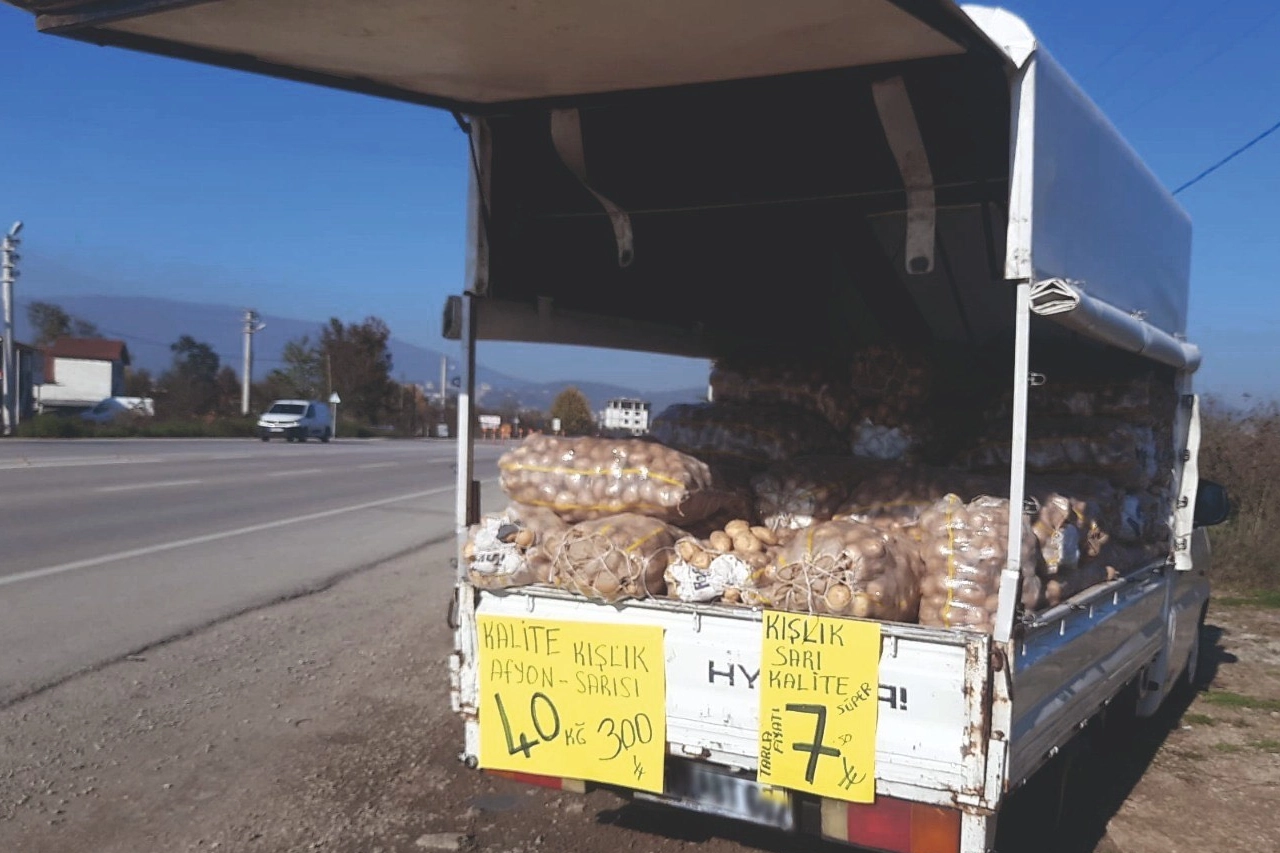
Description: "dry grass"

(1199, 401), (1280, 593)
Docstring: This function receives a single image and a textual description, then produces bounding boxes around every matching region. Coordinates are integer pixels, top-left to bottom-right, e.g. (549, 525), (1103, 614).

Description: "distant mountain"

(16, 295), (706, 414)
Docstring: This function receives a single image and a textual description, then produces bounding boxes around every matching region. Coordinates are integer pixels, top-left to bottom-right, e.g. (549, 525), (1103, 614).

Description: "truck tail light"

(485, 770), (586, 793)
(820, 796), (960, 853)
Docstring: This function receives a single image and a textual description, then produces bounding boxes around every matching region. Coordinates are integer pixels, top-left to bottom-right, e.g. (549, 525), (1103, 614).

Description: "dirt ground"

(0, 544), (1276, 853)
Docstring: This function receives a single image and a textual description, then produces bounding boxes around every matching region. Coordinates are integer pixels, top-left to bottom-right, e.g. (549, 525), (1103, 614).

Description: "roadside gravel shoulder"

(2, 542), (1276, 853)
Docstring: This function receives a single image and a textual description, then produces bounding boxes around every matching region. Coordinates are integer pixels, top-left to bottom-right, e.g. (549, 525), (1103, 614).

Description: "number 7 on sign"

(786, 704), (840, 783)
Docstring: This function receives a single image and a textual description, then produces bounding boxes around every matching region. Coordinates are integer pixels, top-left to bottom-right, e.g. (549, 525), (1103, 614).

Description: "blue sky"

(4, 1), (1280, 399)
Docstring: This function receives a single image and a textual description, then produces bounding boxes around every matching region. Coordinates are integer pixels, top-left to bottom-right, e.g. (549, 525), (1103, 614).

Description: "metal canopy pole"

(454, 292), (478, 557)
(992, 45), (1038, 647)
(993, 282), (1032, 644)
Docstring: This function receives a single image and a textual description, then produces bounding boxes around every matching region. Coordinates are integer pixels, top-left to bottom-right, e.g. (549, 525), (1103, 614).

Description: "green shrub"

(15, 413), (88, 438)
(12, 414), (257, 439)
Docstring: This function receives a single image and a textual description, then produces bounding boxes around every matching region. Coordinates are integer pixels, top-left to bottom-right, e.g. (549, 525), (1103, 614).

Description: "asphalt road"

(0, 437), (506, 706)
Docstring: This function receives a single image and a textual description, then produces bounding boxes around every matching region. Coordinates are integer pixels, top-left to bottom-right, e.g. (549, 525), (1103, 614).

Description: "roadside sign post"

(329, 391), (341, 439)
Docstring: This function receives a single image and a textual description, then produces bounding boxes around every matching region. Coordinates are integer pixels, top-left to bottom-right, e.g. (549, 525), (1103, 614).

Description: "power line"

(1079, 0), (1194, 84)
(1099, 0), (1237, 106)
(1173, 115), (1280, 195)
(1120, 6), (1280, 119)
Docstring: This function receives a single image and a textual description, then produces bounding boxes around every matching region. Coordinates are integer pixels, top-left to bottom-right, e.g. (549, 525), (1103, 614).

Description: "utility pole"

(2, 222), (23, 437)
(439, 355), (447, 408)
(240, 308), (265, 416)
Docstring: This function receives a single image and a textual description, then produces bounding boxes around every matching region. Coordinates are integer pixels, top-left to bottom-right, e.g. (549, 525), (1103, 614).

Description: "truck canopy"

(10, 1), (1194, 361)
(20, 0), (1006, 112)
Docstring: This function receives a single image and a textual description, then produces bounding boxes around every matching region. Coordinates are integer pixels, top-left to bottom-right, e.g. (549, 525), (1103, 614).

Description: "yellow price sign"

(477, 615), (665, 794)
(757, 612), (880, 803)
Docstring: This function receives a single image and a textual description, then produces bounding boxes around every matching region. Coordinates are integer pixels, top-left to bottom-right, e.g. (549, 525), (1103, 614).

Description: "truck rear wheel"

(320, 428), (331, 444)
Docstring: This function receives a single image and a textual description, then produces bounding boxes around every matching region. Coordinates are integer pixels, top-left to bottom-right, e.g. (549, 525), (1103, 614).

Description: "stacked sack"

(834, 467), (1004, 530)
(497, 433), (745, 523)
(751, 456), (871, 532)
(915, 495), (1042, 632)
(962, 421), (1160, 490)
(711, 360), (858, 434)
(466, 434), (749, 602)
(847, 346), (933, 461)
(465, 504), (567, 590)
(966, 374), (1180, 571)
(664, 519), (780, 603)
(710, 348), (935, 462)
(650, 402), (845, 469)
(549, 514), (681, 602)
(744, 520), (919, 622)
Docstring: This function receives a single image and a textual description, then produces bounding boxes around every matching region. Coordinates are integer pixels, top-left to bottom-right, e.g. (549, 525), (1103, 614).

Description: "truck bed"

(464, 570), (1172, 814)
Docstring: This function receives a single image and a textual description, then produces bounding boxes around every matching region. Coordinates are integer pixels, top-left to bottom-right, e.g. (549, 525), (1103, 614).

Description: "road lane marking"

(96, 479), (204, 493)
(0, 482), (483, 588)
(267, 468), (325, 477)
(357, 462), (399, 470)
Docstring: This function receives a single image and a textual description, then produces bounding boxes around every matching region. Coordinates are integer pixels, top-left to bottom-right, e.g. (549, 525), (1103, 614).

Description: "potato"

(676, 539), (699, 563)
(514, 529), (535, 549)
(751, 526), (779, 546)
(825, 583), (852, 611)
(733, 533), (764, 553)
(709, 531), (733, 552)
(725, 519), (752, 538)
(691, 550), (713, 571)
(593, 572), (622, 597)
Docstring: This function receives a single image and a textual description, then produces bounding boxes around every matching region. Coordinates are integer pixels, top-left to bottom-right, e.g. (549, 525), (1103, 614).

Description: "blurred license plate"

(638, 762), (794, 830)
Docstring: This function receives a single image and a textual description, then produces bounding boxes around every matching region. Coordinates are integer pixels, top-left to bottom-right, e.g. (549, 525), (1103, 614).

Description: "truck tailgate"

(476, 590), (993, 807)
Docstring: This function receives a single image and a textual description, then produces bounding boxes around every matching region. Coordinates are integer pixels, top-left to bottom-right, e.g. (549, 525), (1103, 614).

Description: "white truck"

(8, 2), (1231, 851)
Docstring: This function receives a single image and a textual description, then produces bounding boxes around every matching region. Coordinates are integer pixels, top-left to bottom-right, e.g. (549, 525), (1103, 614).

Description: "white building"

(0, 338), (43, 429)
(598, 398), (650, 435)
(38, 338), (130, 412)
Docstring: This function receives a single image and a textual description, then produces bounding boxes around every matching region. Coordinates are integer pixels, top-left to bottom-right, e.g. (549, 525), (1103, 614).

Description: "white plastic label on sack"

(470, 514), (528, 577)
(669, 554), (752, 602)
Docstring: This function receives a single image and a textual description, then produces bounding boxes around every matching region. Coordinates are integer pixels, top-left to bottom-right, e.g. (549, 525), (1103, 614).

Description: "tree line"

(28, 302), (420, 428)
(28, 300), (603, 436)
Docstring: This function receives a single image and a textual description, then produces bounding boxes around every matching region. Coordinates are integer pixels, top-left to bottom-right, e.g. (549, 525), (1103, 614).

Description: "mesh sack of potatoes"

(1026, 475), (1169, 550)
(744, 520), (920, 622)
(665, 520), (782, 603)
(916, 495), (1042, 632)
(847, 346), (933, 425)
(751, 457), (872, 532)
(465, 504), (567, 590)
(1027, 490), (1112, 580)
(1040, 540), (1155, 608)
(548, 513), (680, 602)
(710, 360), (858, 433)
(962, 422), (1160, 489)
(1027, 375), (1178, 424)
(651, 402), (846, 468)
(833, 468), (1004, 531)
(497, 434), (740, 525)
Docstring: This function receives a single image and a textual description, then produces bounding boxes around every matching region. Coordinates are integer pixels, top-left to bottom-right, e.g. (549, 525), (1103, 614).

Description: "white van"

(257, 399), (332, 443)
